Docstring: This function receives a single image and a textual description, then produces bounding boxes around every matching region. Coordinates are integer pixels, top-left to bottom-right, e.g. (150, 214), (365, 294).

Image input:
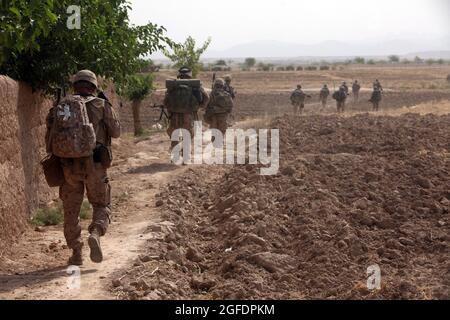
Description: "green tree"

(414, 56), (424, 64)
(123, 74), (154, 136)
(163, 36), (212, 78)
(215, 59), (227, 66)
(244, 57), (257, 69)
(353, 57), (365, 64)
(0, 0), (172, 93)
(388, 55), (400, 63)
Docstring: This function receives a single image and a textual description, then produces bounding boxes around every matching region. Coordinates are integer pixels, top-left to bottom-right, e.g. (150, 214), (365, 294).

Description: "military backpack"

(165, 79), (201, 113)
(50, 95), (96, 158)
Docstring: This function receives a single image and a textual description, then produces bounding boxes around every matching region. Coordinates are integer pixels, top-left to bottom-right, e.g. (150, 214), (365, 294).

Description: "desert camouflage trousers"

(60, 158), (111, 250)
(167, 112), (194, 149)
(337, 100), (346, 113)
(206, 113), (229, 135)
(293, 102), (305, 115)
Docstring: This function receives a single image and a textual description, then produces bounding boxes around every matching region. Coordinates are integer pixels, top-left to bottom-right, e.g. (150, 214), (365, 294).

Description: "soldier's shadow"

(0, 266), (97, 294)
(127, 162), (179, 175)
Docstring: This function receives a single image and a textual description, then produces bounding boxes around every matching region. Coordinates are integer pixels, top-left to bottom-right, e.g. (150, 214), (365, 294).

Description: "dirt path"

(0, 132), (187, 300)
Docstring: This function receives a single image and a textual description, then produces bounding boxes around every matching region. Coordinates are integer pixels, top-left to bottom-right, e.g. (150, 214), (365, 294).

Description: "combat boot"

(88, 228), (103, 263)
(68, 247), (83, 266)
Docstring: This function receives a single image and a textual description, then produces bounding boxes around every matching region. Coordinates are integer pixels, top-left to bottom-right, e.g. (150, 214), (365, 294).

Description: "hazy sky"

(130, 0), (449, 54)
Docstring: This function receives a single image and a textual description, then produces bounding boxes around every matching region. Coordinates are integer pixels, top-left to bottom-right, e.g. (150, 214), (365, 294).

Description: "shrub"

(32, 205), (63, 226)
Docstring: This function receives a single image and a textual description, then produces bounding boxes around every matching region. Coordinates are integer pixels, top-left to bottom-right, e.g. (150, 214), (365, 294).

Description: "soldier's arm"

(45, 108), (55, 152)
(104, 102), (121, 138)
(199, 86), (210, 109)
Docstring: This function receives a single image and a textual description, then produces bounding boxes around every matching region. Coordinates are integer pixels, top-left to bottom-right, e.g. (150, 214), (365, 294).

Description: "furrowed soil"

(0, 66), (449, 300)
(111, 111), (450, 300)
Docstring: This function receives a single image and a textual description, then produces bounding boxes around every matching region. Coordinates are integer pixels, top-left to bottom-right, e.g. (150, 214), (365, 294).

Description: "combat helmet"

(73, 70), (98, 89)
(178, 66), (193, 78)
(214, 78), (225, 88)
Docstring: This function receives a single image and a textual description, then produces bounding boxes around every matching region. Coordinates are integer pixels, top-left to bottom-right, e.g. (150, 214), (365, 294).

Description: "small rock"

(215, 196), (235, 213)
(139, 255), (152, 263)
(155, 199), (164, 207)
(191, 275), (216, 291)
(399, 237), (414, 246)
(112, 279), (122, 288)
(281, 166), (296, 176)
(34, 226), (45, 233)
(415, 176), (431, 189)
(186, 246), (203, 263)
(354, 198), (369, 210)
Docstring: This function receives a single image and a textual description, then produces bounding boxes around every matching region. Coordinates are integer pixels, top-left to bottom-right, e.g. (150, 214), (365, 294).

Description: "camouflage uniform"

(45, 70), (121, 257)
(352, 81), (361, 102)
(374, 79), (383, 92)
(319, 85), (330, 109)
(223, 75), (236, 99)
(290, 85), (311, 115)
(205, 78), (234, 135)
(165, 67), (209, 149)
(333, 86), (348, 113)
(369, 87), (382, 111)
(342, 82), (349, 95)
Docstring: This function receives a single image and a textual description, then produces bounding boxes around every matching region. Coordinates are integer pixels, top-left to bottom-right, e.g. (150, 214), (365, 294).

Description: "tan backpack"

(50, 95), (96, 158)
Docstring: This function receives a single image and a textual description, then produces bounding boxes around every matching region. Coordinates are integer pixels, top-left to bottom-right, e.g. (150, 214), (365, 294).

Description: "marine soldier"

(45, 70), (121, 266)
(332, 86), (348, 113)
(204, 78), (234, 135)
(342, 81), (349, 95)
(319, 84), (330, 110)
(369, 85), (382, 112)
(290, 85), (311, 115)
(352, 80), (361, 102)
(374, 79), (383, 92)
(223, 75), (236, 99)
(164, 67), (209, 150)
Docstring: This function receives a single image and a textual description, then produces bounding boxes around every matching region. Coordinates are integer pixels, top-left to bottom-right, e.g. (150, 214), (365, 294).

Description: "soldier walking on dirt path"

(352, 80), (361, 103)
(373, 79), (383, 92)
(164, 67), (209, 151)
(204, 78), (234, 135)
(332, 86), (348, 113)
(223, 75), (236, 100)
(369, 85), (382, 112)
(342, 82), (349, 95)
(290, 85), (311, 115)
(319, 84), (330, 110)
(45, 70), (121, 266)
(223, 74), (236, 126)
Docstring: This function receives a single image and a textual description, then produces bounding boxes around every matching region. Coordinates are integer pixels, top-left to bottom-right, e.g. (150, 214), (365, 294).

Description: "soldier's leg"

(168, 113), (183, 150)
(60, 168), (84, 251)
(299, 103), (305, 115)
(86, 163), (111, 236)
(85, 163), (111, 263)
(218, 113), (228, 135)
(182, 113), (194, 136)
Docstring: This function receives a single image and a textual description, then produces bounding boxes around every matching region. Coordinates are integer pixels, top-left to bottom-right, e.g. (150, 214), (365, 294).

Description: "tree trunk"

(132, 100), (143, 136)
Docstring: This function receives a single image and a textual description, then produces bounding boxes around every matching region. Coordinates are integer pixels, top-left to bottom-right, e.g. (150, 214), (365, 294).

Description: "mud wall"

(0, 76), (55, 248)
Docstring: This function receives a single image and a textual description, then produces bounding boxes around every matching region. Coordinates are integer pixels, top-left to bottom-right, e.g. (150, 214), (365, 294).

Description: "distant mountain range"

(200, 37), (450, 59)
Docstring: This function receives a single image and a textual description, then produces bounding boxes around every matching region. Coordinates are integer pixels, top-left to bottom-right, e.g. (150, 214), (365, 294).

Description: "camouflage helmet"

(214, 78), (225, 88)
(224, 74), (232, 82)
(73, 70), (98, 88)
(323, 84), (328, 87)
(297, 84), (302, 89)
(178, 66), (192, 78)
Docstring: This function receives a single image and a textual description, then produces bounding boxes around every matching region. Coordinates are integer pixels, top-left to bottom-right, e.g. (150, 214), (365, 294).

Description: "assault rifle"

(150, 104), (170, 121)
